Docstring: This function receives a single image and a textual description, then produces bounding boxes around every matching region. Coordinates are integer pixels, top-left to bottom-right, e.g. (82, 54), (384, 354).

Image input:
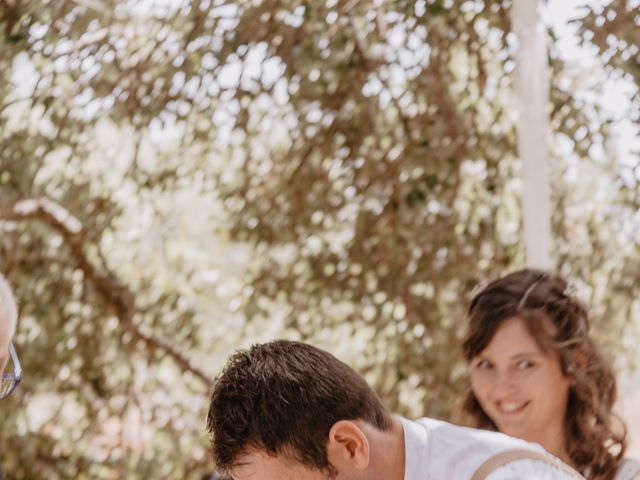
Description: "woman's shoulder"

(615, 458), (640, 480)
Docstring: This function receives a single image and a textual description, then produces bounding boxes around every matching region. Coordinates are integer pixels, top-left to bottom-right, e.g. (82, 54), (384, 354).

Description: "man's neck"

(365, 416), (406, 480)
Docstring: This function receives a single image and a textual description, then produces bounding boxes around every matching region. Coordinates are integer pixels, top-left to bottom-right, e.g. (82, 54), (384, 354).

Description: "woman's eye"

(475, 360), (492, 369)
(516, 360), (533, 369)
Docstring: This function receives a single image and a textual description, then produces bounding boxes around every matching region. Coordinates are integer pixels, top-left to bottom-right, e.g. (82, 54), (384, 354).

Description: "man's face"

(230, 450), (336, 480)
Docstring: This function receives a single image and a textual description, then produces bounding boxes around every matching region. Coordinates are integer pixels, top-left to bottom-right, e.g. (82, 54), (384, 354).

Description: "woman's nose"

(492, 371), (518, 398)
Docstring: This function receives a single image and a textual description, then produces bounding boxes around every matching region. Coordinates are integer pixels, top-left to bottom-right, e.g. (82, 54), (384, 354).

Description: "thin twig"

(0, 198), (211, 386)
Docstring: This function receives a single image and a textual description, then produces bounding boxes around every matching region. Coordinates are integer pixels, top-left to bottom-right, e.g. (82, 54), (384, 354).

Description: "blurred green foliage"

(0, 0), (638, 478)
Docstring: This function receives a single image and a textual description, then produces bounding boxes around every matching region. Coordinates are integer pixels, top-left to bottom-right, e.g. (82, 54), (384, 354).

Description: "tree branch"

(0, 197), (211, 386)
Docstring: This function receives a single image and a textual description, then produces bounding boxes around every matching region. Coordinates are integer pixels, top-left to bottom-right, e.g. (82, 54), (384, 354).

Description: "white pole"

(512, 0), (552, 269)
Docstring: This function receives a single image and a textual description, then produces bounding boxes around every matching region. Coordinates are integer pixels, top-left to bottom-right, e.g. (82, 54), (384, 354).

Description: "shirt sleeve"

(485, 458), (582, 480)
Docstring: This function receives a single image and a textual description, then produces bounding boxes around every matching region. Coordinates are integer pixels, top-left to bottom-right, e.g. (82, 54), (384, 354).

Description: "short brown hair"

(206, 340), (392, 474)
(463, 269), (627, 480)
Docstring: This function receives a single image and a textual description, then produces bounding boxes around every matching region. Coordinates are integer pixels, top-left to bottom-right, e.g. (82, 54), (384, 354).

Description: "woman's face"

(470, 316), (571, 450)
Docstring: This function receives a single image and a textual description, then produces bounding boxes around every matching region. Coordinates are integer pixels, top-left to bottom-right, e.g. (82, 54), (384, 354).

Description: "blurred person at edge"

(0, 273), (22, 480)
(462, 269), (640, 480)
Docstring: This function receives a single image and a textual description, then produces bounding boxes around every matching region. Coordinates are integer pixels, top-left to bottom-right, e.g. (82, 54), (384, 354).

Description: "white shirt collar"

(400, 417), (430, 480)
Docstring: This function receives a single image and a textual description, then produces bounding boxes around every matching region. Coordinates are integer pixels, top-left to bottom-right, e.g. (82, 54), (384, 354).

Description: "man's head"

(206, 340), (394, 479)
(0, 273), (18, 372)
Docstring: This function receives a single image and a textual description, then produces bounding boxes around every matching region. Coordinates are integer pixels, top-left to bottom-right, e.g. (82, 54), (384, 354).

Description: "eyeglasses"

(1, 342), (22, 399)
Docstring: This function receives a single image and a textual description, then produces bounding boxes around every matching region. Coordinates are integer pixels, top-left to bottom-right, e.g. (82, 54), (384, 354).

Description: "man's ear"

(326, 420), (370, 471)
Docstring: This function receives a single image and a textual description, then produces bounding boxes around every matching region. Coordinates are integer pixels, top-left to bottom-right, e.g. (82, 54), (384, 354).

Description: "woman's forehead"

(479, 316), (548, 355)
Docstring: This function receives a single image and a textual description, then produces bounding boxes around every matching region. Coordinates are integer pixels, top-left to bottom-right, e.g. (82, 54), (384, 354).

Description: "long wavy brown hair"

(462, 269), (627, 480)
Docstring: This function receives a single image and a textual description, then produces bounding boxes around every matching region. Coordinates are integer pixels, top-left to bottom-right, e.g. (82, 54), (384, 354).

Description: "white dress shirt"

(401, 417), (582, 480)
(615, 458), (640, 480)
